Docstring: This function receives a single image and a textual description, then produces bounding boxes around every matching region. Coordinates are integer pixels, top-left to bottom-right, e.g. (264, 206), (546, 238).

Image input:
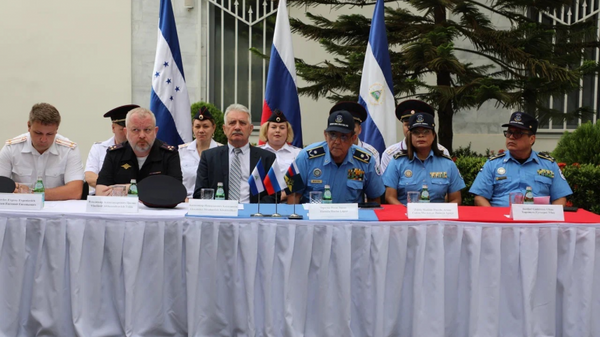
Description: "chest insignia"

(537, 169), (554, 178)
(497, 167), (506, 175)
(312, 168), (322, 177)
(404, 169), (413, 178)
(348, 168), (365, 181)
(121, 163), (132, 170)
(430, 171), (447, 179)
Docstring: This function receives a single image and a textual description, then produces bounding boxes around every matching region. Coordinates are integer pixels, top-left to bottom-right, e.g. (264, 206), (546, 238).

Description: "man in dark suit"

(193, 103), (277, 203)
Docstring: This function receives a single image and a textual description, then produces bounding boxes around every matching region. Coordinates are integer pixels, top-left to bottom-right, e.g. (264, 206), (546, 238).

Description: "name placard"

(307, 203), (359, 220)
(407, 203), (459, 219)
(86, 196), (139, 213)
(511, 204), (564, 221)
(188, 199), (239, 217)
(0, 193), (44, 210)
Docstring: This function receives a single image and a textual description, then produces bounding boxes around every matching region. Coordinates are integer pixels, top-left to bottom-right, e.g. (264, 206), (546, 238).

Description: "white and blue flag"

(150, 0), (192, 146)
(358, 0), (396, 155)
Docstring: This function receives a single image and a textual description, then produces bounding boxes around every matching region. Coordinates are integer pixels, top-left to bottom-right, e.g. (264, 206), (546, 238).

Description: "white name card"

(0, 193), (44, 210)
(86, 196), (139, 213)
(511, 204), (564, 221)
(188, 199), (239, 217)
(307, 203), (359, 220)
(407, 203), (459, 219)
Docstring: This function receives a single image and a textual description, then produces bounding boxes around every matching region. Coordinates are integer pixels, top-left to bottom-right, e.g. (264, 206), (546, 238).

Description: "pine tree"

(289, 0), (600, 151)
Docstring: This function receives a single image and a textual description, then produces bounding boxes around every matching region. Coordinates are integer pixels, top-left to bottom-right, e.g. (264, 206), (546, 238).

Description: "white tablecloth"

(0, 201), (598, 336)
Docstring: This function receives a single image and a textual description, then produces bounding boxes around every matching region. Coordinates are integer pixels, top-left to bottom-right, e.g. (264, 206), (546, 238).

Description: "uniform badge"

(335, 114), (343, 123)
(497, 167), (506, 175)
(404, 170), (413, 178)
(275, 116), (281, 122)
(310, 179), (322, 184)
(514, 113), (522, 122)
(121, 163), (131, 170)
(348, 168), (365, 181)
(313, 168), (322, 177)
(416, 114), (424, 123)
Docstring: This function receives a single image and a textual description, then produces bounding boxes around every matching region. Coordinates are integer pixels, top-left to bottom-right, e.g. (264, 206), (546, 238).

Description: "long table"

(0, 201), (599, 336)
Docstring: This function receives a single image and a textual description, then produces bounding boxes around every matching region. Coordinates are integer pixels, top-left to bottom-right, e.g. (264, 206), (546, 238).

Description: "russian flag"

(248, 158), (267, 196)
(358, 0), (396, 155)
(284, 161), (304, 194)
(263, 161), (287, 195)
(260, 0), (303, 147)
(150, 0), (192, 146)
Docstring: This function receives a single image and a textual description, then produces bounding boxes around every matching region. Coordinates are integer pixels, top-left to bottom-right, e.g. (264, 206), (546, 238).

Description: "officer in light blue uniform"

(470, 112), (572, 206)
(289, 110), (385, 204)
(382, 113), (465, 204)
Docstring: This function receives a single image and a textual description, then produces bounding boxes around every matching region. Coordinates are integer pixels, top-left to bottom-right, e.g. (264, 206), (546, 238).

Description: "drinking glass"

(509, 192), (524, 206)
(309, 191), (323, 204)
(406, 191), (420, 204)
(111, 185), (127, 197)
(201, 188), (215, 200)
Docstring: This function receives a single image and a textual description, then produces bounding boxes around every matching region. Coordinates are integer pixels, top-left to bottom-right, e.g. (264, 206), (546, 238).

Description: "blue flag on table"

(358, 0), (397, 155)
(248, 158), (267, 196)
(260, 0), (303, 147)
(150, 0), (192, 146)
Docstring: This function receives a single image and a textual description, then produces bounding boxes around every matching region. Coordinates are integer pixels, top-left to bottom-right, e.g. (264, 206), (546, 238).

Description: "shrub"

(552, 122), (600, 165)
(453, 143), (482, 158)
(190, 102), (227, 144)
(455, 156), (487, 206)
(562, 163), (600, 214)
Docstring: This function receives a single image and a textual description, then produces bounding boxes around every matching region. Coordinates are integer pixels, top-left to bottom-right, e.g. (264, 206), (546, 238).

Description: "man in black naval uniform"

(96, 107), (182, 196)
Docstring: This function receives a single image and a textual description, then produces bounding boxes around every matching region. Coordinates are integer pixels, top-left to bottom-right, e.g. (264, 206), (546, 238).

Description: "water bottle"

(215, 182), (226, 200)
(524, 186), (534, 204)
(128, 179), (138, 197)
(419, 184), (430, 203)
(323, 185), (332, 203)
(33, 176), (45, 205)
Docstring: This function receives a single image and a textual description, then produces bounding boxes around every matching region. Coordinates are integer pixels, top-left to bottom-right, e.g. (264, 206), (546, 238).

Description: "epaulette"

(161, 143), (177, 152)
(5, 136), (27, 145)
(306, 146), (325, 159)
(55, 138), (77, 149)
(489, 153), (506, 161)
(108, 143), (124, 151)
(178, 142), (192, 149)
(93, 141), (102, 145)
(393, 151), (408, 160)
(442, 154), (453, 161)
(538, 152), (555, 163)
(353, 148), (372, 164)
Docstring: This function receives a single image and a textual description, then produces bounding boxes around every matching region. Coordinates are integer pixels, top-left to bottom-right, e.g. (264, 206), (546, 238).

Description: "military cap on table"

(138, 175), (187, 208)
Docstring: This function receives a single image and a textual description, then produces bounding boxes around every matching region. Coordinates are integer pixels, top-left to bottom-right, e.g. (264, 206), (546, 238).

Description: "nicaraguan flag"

(150, 0), (192, 146)
(248, 158), (267, 196)
(358, 0), (396, 155)
(263, 161), (287, 195)
(260, 0), (303, 147)
(284, 161), (304, 194)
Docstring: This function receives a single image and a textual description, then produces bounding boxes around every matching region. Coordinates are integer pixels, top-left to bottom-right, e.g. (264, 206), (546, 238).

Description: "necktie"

(229, 148), (242, 201)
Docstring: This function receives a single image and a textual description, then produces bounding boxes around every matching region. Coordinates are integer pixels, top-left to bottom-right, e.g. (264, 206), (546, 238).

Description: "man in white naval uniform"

(0, 102), (84, 200)
(329, 101), (381, 173)
(380, 100), (449, 173)
(84, 104), (138, 195)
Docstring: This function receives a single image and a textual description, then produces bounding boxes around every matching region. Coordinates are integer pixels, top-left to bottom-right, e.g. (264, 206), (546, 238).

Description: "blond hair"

(259, 121), (294, 143)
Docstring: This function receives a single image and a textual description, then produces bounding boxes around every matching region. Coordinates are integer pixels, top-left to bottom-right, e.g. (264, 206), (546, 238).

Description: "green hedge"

(455, 156), (487, 206)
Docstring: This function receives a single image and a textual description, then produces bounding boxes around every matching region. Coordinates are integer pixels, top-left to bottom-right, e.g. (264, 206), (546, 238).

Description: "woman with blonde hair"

(258, 110), (301, 175)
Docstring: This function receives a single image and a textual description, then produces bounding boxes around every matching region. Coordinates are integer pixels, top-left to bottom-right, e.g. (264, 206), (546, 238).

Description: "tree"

(289, 0), (600, 151)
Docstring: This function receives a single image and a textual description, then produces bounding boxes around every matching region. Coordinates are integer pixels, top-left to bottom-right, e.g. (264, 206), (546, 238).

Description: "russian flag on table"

(150, 0), (192, 146)
(263, 161), (287, 195)
(358, 0), (396, 155)
(248, 158), (267, 196)
(260, 0), (303, 147)
(284, 161), (304, 194)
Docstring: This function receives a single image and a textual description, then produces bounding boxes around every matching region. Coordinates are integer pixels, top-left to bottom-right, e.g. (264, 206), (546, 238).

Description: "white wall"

(0, 1), (131, 164)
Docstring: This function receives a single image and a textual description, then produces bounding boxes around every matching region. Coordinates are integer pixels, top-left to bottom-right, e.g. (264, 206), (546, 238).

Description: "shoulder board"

(55, 138), (77, 149)
(353, 148), (372, 164)
(538, 151), (555, 162)
(442, 154), (453, 161)
(5, 136), (27, 145)
(306, 146), (325, 159)
(489, 153), (506, 161)
(161, 143), (177, 152)
(108, 143), (124, 151)
(178, 142), (192, 149)
(393, 151), (408, 160)
(93, 141), (102, 145)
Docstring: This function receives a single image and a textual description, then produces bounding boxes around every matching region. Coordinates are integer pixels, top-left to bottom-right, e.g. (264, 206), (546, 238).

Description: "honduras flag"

(358, 0), (396, 155)
(261, 0), (303, 147)
(150, 0), (192, 146)
(248, 158), (267, 196)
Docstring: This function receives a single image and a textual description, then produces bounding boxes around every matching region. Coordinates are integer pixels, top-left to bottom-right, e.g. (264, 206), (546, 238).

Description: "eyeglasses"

(129, 127), (155, 135)
(327, 131), (352, 142)
(411, 129), (432, 136)
(503, 130), (532, 139)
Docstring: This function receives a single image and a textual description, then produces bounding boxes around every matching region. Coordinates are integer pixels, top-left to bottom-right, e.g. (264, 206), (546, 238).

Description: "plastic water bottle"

(33, 176), (45, 205)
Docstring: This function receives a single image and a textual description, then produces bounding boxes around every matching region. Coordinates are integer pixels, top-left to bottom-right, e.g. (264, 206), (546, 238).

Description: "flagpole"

(271, 192), (282, 217)
(251, 196), (264, 217)
(288, 196), (303, 219)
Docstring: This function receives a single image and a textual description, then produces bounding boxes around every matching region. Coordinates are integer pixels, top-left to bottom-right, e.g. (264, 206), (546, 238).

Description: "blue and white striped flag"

(358, 0), (396, 155)
(150, 0), (192, 146)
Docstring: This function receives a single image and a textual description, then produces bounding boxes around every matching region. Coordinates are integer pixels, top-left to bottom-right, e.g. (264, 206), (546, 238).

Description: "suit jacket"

(193, 144), (277, 203)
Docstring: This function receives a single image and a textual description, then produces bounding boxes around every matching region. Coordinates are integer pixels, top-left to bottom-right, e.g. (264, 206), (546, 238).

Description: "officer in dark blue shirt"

(470, 112), (572, 206)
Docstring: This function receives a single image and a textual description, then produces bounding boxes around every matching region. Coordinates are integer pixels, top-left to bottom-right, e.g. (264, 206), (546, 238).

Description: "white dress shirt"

(179, 139), (221, 196)
(84, 136), (115, 194)
(259, 142), (301, 175)
(228, 142), (251, 203)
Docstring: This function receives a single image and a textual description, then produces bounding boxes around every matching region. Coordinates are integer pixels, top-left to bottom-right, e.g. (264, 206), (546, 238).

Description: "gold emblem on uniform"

(199, 114), (204, 120)
(416, 114), (424, 123)
(313, 168), (322, 177)
(497, 167), (506, 175)
(404, 169), (413, 178)
(121, 163), (132, 170)
(276, 116), (281, 122)
(335, 114), (343, 123)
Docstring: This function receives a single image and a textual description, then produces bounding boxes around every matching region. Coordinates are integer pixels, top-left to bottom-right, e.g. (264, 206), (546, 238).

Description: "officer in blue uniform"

(288, 110), (385, 204)
(382, 112), (465, 204)
(470, 112), (572, 206)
